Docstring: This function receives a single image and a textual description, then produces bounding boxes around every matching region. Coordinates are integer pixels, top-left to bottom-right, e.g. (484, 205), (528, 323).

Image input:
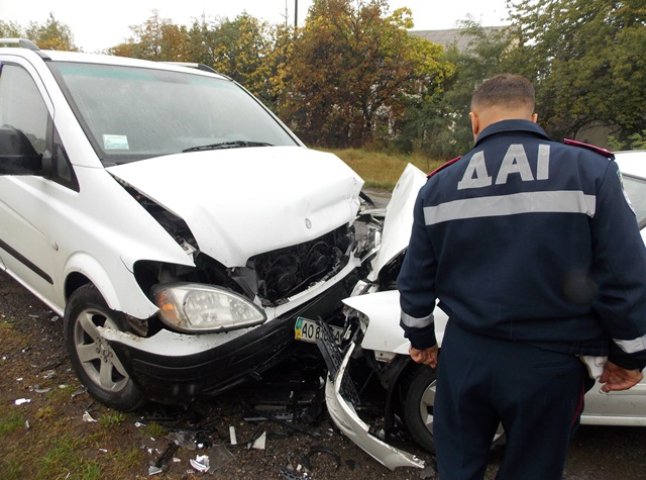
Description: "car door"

(0, 58), (78, 307)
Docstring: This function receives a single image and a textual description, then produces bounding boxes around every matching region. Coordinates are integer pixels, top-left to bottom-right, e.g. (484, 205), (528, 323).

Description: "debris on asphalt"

(83, 410), (98, 423)
(189, 454), (210, 473)
(302, 445), (342, 471)
(147, 465), (163, 476)
(229, 425), (237, 445)
(14, 398), (31, 405)
(251, 431), (266, 450)
(166, 430), (197, 450)
(150, 441), (179, 474)
(280, 466), (311, 479)
(32, 385), (52, 394)
(70, 388), (86, 399)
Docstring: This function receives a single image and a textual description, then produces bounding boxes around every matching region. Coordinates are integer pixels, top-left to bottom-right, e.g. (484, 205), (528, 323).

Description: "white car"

(315, 151), (646, 470)
(0, 39), (388, 410)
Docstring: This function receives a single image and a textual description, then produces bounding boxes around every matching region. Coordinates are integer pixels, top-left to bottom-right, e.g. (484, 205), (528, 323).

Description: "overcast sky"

(1, 0), (510, 52)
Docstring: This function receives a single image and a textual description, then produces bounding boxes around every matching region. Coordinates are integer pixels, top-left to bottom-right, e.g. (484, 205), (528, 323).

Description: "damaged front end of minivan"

(95, 147), (388, 406)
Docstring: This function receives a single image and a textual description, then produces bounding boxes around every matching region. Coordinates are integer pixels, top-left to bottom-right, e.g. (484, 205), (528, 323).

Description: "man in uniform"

(397, 73), (646, 480)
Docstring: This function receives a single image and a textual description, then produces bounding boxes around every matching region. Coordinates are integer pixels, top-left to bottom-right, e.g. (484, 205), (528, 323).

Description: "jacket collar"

(474, 119), (551, 147)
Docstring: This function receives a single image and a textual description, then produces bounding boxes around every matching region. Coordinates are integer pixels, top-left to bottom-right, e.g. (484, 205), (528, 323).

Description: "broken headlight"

(153, 283), (266, 333)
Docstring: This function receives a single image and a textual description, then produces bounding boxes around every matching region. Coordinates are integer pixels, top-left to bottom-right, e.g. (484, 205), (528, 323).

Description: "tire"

(401, 363), (438, 453)
(64, 284), (144, 411)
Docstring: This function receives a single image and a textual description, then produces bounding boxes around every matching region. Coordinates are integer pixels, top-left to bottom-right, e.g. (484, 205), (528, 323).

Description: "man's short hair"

(471, 74), (535, 113)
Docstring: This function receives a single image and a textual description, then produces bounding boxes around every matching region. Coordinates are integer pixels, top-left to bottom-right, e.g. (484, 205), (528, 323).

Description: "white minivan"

(0, 39), (404, 410)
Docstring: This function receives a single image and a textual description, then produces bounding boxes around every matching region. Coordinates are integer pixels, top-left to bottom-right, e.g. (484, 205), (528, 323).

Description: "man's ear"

(470, 111), (480, 139)
(531, 113), (538, 123)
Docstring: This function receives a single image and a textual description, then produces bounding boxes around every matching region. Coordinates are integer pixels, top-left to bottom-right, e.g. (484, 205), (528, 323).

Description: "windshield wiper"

(182, 141), (273, 152)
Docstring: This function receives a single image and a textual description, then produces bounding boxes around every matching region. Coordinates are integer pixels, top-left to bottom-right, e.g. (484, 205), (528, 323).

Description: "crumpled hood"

(107, 146), (363, 267)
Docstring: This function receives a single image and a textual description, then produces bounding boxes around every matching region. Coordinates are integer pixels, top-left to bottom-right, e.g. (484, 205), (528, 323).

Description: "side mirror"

(0, 125), (42, 175)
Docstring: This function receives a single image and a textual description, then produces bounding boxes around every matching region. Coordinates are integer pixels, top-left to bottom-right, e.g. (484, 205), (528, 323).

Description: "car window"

(0, 63), (78, 189)
(48, 62), (298, 165)
(621, 174), (646, 228)
(0, 64), (48, 158)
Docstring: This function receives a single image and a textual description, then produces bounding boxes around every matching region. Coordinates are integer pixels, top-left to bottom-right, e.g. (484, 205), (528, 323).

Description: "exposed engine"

(248, 225), (354, 305)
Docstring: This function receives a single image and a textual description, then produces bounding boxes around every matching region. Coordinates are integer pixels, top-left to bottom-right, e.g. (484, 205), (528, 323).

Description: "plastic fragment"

(83, 411), (98, 423)
(190, 454), (210, 473)
(148, 465), (163, 476)
(229, 425), (237, 445)
(14, 398), (31, 405)
(251, 431), (266, 450)
(70, 388), (86, 399)
(166, 430), (196, 449)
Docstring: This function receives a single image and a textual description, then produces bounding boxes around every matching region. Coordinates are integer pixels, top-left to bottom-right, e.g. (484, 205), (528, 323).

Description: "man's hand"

(410, 345), (439, 369)
(599, 361), (644, 392)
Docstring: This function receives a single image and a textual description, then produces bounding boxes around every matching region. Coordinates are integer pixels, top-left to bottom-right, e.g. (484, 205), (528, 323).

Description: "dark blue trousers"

(434, 322), (588, 480)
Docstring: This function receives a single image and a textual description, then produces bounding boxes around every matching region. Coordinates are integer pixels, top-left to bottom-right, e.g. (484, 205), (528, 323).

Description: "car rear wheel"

(64, 284), (144, 411)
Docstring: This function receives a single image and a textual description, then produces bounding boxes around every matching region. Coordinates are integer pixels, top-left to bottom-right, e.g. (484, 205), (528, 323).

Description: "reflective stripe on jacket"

(398, 119), (646, 370)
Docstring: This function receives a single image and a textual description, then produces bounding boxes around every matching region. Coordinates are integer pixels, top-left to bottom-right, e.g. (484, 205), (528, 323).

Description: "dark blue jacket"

(398, 119), (646, 370)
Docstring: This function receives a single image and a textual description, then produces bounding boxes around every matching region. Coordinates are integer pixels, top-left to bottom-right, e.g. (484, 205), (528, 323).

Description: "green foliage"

(0, 458), (22, 480)
(4, 1), (645, 154)
(330, 147), (442, 189)
(1, 14), (76, 51)
(399, 22), (514, 157)
(98, 411), (126, 428)
(0, 20), (21, 38)
(506, 0), (646, 143)
(25, 13), (77, 51)
(39, 434), (102, 480)
(109, 11), (189, 60)
(0, 412), (24, 436)
(609, 130), (646, 151)
(281, 0), (453, 148)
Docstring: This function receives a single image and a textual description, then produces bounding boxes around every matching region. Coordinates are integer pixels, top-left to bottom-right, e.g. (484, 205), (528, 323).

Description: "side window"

(0, 64), (48, 157)
(0, 63), (77, 189)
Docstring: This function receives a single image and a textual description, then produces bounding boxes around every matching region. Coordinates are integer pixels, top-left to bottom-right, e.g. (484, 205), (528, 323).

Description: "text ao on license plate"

(294, 316), (344, 344)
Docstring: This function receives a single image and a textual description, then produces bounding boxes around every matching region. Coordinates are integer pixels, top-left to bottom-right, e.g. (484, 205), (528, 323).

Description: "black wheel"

(401, 363), (438, 453)
(64, 284), (144, 411)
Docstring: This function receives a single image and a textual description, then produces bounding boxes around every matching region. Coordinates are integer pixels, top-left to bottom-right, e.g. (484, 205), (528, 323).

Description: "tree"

(0, 20), (21, 38)
(399, 22), (512, 157)
(506, 0), (646, 145)
(111, 13), (272, 100)
(24, 13), (77, 51)
(204, 14), (272, 97)
(109, 11), (190, 60)
(281, 0), (452, 148)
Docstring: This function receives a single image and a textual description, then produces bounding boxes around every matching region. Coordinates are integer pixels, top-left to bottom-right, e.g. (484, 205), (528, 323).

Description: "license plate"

(294, 316), (344, 344)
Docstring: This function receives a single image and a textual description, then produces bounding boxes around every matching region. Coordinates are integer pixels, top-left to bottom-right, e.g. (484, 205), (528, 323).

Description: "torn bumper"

(100, 275), (356, 405)
(323, 340), (425, 470)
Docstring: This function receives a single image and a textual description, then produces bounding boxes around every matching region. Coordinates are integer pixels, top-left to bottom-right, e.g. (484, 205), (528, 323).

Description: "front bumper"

(100, 275), (355, 405)
(318, 323), (425, 470)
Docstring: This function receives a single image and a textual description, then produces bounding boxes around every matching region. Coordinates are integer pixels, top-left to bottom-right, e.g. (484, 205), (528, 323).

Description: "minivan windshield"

(48, 62), (298, 164)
